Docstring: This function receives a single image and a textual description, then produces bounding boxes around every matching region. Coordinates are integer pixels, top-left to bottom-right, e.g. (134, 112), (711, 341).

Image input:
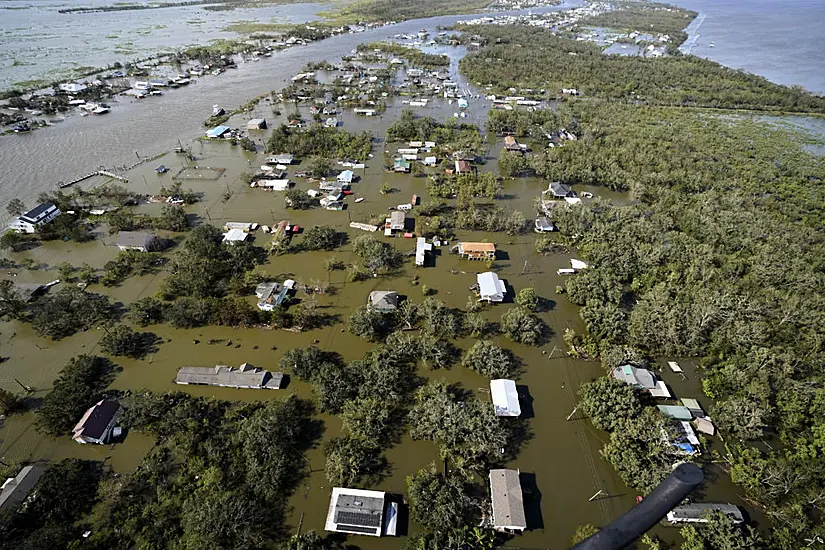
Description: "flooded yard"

(0, 9), (754, 548)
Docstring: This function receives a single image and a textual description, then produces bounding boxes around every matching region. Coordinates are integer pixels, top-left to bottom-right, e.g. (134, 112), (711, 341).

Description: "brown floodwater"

(0, 42), (751, 550)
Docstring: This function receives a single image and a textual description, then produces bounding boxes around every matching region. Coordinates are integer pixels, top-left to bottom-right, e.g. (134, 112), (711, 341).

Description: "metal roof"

(175, 364), (283, 389)
(489, 469), (526, 530)
(477, 272), (505, 301)
(325, 487), (386, 537)
(0, 465), (44, 512)
(490, 379), (521, 417)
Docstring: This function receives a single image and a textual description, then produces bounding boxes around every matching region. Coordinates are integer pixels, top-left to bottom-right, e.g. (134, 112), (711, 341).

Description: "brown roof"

(459, 242), (496, 253)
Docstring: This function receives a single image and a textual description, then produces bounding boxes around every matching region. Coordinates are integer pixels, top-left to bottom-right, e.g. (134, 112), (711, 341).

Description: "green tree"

(578, 377), (643, 432)
(407, 466), (472, 534)
(0, 231), (25, 252)
(461, 340), (516, 378)
(352, 235), (403, 273)
(30, 287), (116, 340)
(6, 198), (25, 217)
(571, 524), (600, 544)
(348, 305), (391, 341)
(679, 512), (761, 550)
(285, 189), (314, 210)
(500, 306), (546, 345)
(515, 287), (538, 311)
(155, 204), (190, 231)
(128, 296), (166, 326)
(342, 396), (392, 442)
(36, 355), (113, 436)
(0, 388), (25, 415)
(324, 436), (386, 486)
(99, 324), (156, 358)
(301, 224), (345, 251)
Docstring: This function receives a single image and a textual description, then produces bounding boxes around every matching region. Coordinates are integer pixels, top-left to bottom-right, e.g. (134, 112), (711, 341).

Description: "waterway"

(675, 0), (825, 95)
(0, 0), (807, 546)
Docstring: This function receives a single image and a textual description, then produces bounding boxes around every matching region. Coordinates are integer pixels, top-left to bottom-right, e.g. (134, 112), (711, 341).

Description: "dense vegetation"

(537, 67), (825, 550)
(387, 108), (485, 157)
(266, 123), (373, 161)
(331, 0), (491, 24)
(577, 0), (697, 48)
(459, 25), (825, 112)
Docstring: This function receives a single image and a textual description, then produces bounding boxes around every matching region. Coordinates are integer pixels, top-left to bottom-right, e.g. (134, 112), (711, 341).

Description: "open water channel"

(0, 0), (789, 546)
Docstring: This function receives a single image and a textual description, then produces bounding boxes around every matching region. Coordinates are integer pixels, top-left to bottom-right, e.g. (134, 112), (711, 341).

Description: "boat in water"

(212, 104), (225, 117)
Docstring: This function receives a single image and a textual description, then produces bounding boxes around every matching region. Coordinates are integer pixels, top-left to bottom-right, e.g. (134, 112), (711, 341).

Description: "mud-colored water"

(0, 3), (755, 547)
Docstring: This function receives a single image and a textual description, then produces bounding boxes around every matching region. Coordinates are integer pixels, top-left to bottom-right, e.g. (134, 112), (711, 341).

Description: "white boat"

(212, 104), (225, 117)
(355, 197), (365, 203)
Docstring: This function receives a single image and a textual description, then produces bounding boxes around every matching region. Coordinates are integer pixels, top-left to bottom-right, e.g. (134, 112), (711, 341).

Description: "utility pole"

(566, 406), (578, 421)
(13, 378), (33, 394)
(589, 489), (609, 502)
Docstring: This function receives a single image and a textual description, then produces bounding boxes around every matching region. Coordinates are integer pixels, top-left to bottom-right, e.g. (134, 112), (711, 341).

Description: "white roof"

(222, 228), (248, 242)
(477, 272), (505, 301)
(490, 379), (521, 417)
(570, 258), (588, 270)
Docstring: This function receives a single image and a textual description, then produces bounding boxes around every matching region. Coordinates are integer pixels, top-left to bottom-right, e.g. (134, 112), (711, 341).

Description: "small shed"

(657, 404), (693, 421)
(387, 211), (405, 231)
(394, 158), (411, 173)
(247, 118), (267, 130)
(423, 156), (437, 166)
(477, 272), (505, 302)
(368, 291), (399, 312)
(338, 170), (355, 184)
(666, 503), (743, 525)
(490, 379), (521, 417)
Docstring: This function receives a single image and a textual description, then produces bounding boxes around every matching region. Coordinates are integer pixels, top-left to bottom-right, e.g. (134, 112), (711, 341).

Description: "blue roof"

(206, 125), (231, 138)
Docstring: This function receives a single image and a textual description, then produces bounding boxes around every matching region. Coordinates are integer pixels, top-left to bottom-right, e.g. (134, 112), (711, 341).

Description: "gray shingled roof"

(0, 465), (44, 512)
(489, 469), (526, 529)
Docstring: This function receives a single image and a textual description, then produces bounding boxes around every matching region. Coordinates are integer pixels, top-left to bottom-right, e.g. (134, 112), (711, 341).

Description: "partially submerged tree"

(461, 340), (516, 379)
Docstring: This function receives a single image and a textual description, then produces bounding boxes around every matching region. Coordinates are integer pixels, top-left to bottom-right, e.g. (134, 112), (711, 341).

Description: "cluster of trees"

(409, 379), (511, 474)
(427, 172), (501, 199)
(99, 324), (158, 358)
(83, 393), (320, 548)
(0, 459), (103, 549)
(100, 249), (164, 286)
(130, 294), (281, 329)
(459, 25), (825, 112)
(16, 287), (117, 340)
(36, 355), (117, 436)
(519, 74), (825, 548)
(298, 224), (347, 251)
(578, 377), (692, 494)
(357, 42), (449, 68)
(487, 107), (573, 139)
(107, 204), (190, 233)
(387, 109), (484, 158)
(351, 234), (404, 274)
(266, 123), (372, 161)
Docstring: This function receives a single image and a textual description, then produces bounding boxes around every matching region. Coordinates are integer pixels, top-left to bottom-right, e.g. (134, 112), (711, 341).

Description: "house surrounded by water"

(8, 203), (61, 233)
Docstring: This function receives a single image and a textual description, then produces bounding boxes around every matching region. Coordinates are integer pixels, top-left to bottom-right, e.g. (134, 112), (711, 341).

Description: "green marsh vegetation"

(458, 4), (825, 545)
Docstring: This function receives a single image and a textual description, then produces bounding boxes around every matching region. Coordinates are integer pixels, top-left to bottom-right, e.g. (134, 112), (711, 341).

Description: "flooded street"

(0, 1), (758, 547)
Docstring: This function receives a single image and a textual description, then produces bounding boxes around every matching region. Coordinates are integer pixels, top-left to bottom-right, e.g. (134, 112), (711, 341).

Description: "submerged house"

(255, 280), (295, 311)
(72, 399), (120, 445)
(246, 118), (267, 130)
(116, 231), (158, 252)
(547, 181), (574, 198)
(611, 364), (671, 398)
(325, 487), (395, 537)
(456, 242), (496, 260)
(489, 469), (527, 533)
(477, 272), (506, 303)
(0, 465), (44, 513)
(394, 158), (411, 173)
(8, 203), (61, 234)
(415, 237), (432, 266)
(667, 503), (744, 525)
(368, 290), (399, 312)
(490, 379), (521, 417)
(337, 170), (355, 184)
(206, 125), (231, 139)
(175, 363), (283, 389)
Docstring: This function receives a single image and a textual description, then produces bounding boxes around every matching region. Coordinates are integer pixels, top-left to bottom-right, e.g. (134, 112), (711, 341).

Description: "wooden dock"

(57, 170), (129, 189)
